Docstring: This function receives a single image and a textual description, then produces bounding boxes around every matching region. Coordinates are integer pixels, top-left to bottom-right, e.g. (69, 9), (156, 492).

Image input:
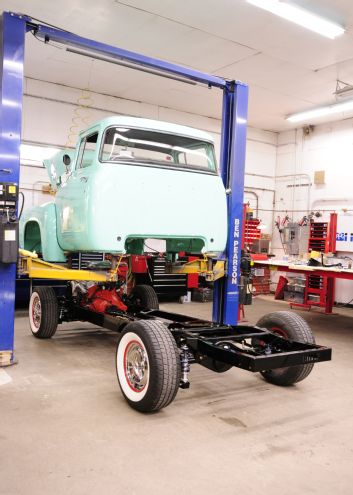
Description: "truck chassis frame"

(58, 292), (331, 378)
(27, 281), (332, 410)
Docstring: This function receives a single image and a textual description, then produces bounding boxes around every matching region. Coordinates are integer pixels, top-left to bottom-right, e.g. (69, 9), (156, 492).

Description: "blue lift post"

(213, 83), (249, 325)
(0, 12), (248, 365)
(0, 13), (26, 366)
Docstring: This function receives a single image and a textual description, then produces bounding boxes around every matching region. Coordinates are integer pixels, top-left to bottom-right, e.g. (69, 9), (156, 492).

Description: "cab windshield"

(100, 127), (217, 173)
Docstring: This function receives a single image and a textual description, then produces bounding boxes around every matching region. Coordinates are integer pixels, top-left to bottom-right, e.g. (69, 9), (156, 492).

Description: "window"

(77, 132), (98, 169)
(100, 127), (217, 173)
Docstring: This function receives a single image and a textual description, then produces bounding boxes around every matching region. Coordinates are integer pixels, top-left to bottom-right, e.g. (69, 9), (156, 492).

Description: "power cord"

(28, 15), (74, 34)
(31, 31), (65, 50)
(18, 191), (25, 220)
(320, 253), (342, 268)
(335, 297), (353, 308)
(144, 242), (162, 254)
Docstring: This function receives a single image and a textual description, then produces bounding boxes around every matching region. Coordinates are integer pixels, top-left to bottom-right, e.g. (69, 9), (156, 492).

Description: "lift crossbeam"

(31, 17), (229, 89)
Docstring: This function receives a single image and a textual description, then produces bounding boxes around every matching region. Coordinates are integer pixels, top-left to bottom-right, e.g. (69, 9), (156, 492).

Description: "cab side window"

(77, 132), (98, 169)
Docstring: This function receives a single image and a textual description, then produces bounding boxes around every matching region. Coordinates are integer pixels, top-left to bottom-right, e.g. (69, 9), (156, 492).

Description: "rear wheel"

(256, 311), (315, 386)
(129, 284), (159, 310)
(29, 287), (59, 339)
(116, 320), (180, 412)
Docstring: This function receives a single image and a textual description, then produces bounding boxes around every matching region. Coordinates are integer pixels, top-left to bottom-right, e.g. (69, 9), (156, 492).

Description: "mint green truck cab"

(20, 116), (227, 261)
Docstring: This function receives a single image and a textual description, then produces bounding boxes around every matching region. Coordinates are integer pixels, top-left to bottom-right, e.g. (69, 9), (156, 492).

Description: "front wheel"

(29, 287), (59, 339)
(116, 320), (181, 412)
(256, 311), (315, 386)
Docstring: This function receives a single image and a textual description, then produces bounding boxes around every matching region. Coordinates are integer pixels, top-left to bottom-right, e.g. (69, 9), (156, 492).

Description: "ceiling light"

(246, 0), (345, 39)
(287, 99), (353, 123)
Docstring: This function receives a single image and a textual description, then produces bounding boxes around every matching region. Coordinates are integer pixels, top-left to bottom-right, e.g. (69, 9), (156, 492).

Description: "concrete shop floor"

(1, 296), (352, 495)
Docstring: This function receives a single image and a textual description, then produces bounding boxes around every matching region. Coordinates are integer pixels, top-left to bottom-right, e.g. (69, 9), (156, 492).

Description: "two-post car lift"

(0, 12), (331, 411)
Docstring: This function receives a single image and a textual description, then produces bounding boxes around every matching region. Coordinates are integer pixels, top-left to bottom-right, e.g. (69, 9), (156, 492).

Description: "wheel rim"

(124, 340), (149, 392)
(31, 295), (41, 329)
(271, 326), (288, 339)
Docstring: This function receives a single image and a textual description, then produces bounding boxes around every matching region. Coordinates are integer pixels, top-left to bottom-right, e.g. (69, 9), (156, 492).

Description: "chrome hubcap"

(124, 341), (149, 392)
(32, 295), (41, 329)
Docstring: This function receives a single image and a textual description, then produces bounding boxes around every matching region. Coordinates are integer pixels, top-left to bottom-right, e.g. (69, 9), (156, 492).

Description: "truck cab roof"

(82, 116), (215, 143)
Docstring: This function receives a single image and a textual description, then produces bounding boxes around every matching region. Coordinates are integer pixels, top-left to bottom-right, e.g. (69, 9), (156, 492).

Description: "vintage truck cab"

(20, 116), (227, 262)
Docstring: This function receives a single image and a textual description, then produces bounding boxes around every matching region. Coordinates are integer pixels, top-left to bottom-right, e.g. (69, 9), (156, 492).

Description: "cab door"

(56, 131), (99, 251)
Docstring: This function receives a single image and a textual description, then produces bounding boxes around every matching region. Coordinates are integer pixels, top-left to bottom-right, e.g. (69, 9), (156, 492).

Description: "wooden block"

(0, 351), (12, 367)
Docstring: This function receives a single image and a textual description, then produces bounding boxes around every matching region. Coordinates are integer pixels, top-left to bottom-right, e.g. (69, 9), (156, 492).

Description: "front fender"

(20, 202), (66, 262)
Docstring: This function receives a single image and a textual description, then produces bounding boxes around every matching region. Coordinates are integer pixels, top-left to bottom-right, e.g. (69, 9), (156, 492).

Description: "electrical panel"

(0, 182), (19, 263)
(282, 223), (299, 255)
(282, 223), (310, 256)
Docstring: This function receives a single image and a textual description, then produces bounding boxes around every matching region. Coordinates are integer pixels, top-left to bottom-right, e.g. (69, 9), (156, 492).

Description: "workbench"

(253, 258), (353, 313)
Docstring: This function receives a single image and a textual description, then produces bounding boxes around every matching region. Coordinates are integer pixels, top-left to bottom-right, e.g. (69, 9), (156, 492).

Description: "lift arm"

(18, 250), (110, 282)
(170, 258), (225, 281)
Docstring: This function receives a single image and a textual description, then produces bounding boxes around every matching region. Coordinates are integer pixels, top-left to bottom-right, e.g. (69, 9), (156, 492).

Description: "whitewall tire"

(116, 320), (181, 412)
(29, 287), (59, 339)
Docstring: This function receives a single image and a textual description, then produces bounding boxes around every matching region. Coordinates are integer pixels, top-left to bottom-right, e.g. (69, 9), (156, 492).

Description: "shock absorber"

(180, 344), (190, 389)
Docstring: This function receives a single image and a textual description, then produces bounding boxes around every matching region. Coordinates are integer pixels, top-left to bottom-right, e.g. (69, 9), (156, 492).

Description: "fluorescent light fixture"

(246, 0), (345, 39)
(287, 99), (353, 123)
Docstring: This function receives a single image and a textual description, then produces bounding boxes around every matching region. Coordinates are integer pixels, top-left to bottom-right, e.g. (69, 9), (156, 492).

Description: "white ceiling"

(2, 0), (353, 131)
